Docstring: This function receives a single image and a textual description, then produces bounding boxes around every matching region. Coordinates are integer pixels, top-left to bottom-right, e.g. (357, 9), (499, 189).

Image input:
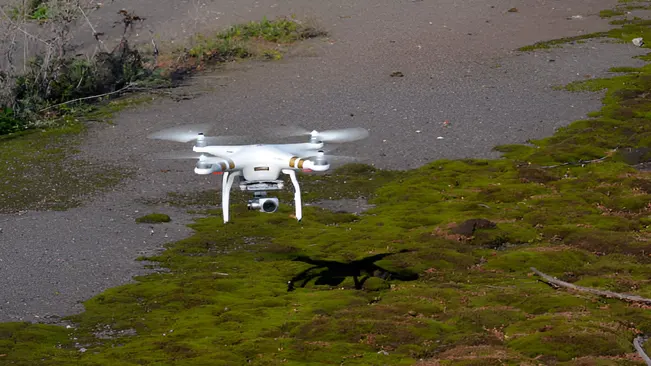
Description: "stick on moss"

(531, 267), (651, 304)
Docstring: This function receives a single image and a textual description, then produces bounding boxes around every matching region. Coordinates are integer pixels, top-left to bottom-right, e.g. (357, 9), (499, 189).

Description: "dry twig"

(539, 148), (619, 169)
(78, 5), (108, 52)
(39, 82), (135, 111)
(530, 267), (651, 304)
(633, 335), (651, 365)
(540, 155), (610, 169)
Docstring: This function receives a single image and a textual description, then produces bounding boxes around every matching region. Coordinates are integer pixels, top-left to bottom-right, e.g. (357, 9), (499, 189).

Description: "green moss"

(135, 213), (172, 224)
(485, 248), (595, 274)
(609, 66), (643, 73)
(517, 32), (608, 52)
(0, 322), (75, 364)
(506, 316), (634, 362)
(161, 16), (327, 78)
(600, 9), (627, 18)
(0, 118), (132, 213)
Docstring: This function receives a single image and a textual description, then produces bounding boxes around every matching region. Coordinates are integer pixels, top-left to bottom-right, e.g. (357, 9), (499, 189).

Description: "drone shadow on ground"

(287, 249), (418, 291)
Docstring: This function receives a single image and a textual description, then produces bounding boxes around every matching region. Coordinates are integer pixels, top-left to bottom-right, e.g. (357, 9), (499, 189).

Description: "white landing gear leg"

(222, 171), (241, 223)
(282, 169), (302, 222)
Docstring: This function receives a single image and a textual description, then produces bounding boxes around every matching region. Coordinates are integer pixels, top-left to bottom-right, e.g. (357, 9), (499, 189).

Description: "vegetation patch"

(517, 32), (609, 52)
(600, 9), (627, 18)
(0, 116), (132, 213)
(8, 0), (50, 21)
(135, 213), (171, 224)
(518, 0), (651, 52)
(0, 6), (327, 137)
(161, 15), (326, 77)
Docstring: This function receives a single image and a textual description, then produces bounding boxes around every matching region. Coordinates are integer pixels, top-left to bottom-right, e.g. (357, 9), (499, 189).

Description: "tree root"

(531, 267), (651, 365)
(530, 267), (651, 305)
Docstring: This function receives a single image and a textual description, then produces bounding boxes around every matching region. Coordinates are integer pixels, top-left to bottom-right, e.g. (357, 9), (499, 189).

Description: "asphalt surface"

(1, 0), (649, 322)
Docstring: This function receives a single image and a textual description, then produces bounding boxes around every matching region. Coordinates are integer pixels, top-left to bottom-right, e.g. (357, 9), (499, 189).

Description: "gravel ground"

(1, 0), (649, 322)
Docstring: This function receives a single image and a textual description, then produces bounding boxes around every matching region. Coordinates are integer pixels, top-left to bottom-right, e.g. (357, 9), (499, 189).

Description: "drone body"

(192, 141), (330, 179)
(148, 125), (368, 223)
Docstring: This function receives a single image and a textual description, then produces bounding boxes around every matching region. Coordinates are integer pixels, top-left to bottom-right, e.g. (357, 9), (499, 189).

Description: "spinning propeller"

(294, 146), (360, 165)
(274, 126), (370, 143)
(147, 123), (245, 145)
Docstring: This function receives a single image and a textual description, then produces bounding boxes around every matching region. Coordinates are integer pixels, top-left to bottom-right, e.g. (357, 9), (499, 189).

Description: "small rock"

(79, 348), (87, 353)
(633, 37), (644, 47)
(378, 350), (389, 355)
(436, 136), (444, 140)
(507, 7), (518, 12)
(390, 71), (404, 77)
(407, 310), (417, 317)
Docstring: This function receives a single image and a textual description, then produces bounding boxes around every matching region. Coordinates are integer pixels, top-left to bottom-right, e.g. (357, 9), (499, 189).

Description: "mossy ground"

(4, 5), (651, 366)
(0, 95), (158, 213)
(0, 113), (129, 214)
(136, 213), (172, 224)
(518, 0), (651, 52)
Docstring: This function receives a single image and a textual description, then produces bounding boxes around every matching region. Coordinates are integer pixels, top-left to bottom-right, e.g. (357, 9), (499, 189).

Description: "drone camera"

(248, 196), (279, 213)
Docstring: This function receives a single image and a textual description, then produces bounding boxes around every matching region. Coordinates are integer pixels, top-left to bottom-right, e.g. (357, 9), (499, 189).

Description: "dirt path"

(1, 0), (648, 322)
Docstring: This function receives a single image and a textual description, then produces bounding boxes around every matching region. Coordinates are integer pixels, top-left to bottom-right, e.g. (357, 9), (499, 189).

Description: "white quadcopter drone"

(147, 124), (369, 223)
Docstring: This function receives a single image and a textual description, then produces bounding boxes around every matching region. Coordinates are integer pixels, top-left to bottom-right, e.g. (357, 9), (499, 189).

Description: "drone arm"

(300, 160), (329, 172)
(286, 157), (329, 172)
(282, 169), (302, 222)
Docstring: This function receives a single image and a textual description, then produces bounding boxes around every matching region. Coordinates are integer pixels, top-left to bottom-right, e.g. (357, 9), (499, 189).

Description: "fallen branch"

(633, 335), (651, 365)
(539, 148), (619, 169)
(530, 267), (651, 305)
(540, 155), (609, 169)
(39, 83), (135, 111)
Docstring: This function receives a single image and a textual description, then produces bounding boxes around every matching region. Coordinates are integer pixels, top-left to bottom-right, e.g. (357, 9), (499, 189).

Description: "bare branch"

(539, 148), (619, 169)
(77, 4), (108, 52)
(530, 267), (651, 305)
(0, 7), (51, 46)
(39, 82), (136, 111)
(633, 335), (651, 365)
